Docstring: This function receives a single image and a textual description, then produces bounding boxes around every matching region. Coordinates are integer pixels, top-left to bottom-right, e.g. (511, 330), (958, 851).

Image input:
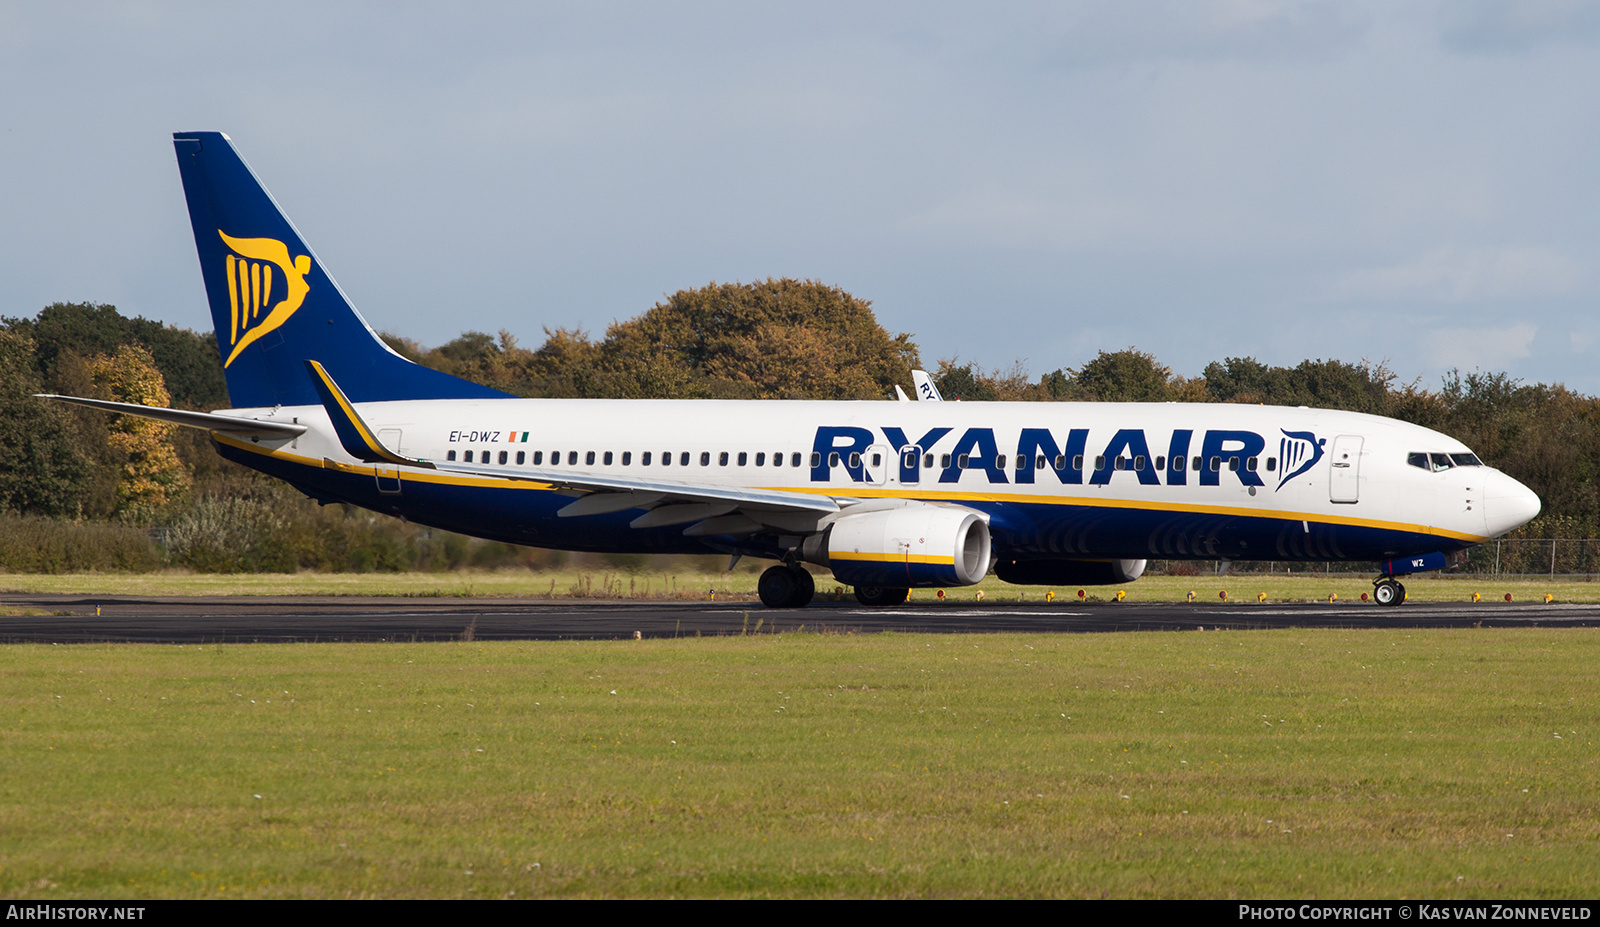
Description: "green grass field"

(1, 628), (1596, 898)
(1, 569), (1596, 604)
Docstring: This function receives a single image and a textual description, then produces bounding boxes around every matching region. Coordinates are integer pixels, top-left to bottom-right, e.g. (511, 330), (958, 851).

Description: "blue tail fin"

(173, 132), (510, 408)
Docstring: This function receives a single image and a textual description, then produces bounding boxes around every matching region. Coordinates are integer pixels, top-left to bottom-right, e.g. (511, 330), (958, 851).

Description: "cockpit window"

(1407, 453), (1429, 470)
(1450, 453), (1483, 467)
(1412, 451), (1479, 472)
(1429, 453), (1454, 471)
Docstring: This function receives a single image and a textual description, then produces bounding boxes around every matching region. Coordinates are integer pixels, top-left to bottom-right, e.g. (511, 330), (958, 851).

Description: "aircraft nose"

(1484, 470), (1541, 537)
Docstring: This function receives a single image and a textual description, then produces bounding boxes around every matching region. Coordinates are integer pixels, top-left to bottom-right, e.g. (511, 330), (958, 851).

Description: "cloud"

(1327, 246), (1584, 303)
(1423, 323), (1538, 370)
(1438, 0), (1600, 54)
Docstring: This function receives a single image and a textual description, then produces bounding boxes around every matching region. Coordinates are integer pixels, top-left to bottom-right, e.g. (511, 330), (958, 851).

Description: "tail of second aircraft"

(173, 132), (509, 409)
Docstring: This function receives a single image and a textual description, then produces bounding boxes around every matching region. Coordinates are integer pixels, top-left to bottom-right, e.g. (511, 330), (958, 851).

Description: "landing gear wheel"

(854, 586), (910, 607)
(791, 567), (815, 608)
(1374, 579), (1405, 606)
(758, 565), (815, 608)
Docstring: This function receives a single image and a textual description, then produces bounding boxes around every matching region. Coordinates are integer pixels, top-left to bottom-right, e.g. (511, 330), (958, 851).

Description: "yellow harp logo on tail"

(218, 231), (312, 368)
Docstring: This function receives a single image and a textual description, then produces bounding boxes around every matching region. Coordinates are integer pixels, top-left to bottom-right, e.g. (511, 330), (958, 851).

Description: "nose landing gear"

(1373, 578), (1406, 606)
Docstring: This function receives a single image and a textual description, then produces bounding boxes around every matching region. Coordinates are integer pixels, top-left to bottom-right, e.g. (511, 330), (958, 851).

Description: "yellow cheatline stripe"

(830, 551), (955, 565)
(212, 435), (1485, 544)
(306, 360), (411, 467)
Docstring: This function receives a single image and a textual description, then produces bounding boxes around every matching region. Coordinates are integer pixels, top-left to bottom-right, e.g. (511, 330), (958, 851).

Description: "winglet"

(305, 360), (434, 468)
(893, 384), (911, 402)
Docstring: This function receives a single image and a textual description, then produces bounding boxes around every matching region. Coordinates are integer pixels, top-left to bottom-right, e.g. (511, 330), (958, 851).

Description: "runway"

(2, 594), (1597, 643)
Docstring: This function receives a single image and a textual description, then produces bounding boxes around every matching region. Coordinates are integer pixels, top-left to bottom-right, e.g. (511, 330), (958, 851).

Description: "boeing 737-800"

(41, 132), (1543, 608)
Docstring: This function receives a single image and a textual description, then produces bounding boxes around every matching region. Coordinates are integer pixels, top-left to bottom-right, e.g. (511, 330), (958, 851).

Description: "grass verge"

(1, 629), (1595, 898)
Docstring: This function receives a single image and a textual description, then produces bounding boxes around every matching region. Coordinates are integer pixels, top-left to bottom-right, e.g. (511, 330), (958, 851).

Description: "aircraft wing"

(433, 461), (841, 518)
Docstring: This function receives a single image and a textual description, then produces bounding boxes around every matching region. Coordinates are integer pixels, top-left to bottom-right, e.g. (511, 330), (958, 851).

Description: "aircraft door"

(1329, 434), (1362, 504)
(375, 429), (403, 495)
(898, 445), (923, 485)
(865, 445), (892, 484)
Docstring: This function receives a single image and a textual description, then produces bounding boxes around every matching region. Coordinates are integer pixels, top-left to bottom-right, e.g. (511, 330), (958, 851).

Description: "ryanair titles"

(810, 425), (1326, 492)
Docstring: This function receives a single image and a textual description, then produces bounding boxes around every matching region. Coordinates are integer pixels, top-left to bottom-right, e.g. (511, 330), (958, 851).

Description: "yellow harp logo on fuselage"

(218, 231), (312, 368)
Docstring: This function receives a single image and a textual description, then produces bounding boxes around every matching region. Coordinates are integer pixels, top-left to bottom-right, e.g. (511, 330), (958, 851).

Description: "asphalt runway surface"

(2, 593), (1598, 643)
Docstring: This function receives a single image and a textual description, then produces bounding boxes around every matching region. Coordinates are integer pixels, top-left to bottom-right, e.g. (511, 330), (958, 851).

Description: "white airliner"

(42, 133), (1542, 608)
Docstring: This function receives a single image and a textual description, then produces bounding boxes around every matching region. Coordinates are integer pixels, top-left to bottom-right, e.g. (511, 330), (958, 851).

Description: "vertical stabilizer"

(173, 132), (509, 408)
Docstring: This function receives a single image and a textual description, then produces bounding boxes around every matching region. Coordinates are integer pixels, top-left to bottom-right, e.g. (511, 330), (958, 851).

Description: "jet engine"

(802, 504), (991, 588)
(993, 558), (1148, 586)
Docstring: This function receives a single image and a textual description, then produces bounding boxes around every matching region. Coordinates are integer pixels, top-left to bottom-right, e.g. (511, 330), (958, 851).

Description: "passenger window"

(569, 451), (578, 465)
(604, 451), (614, 465)
(1173, 456), (1184, 471)
(1209, 456), (1220, 472)
(1134, 455), (1145, 470)
(1016, 454), (1027, 470)
(1054, 455), (1065, 470)
(533, 451), (543, 465)
(464, 450), (474, 463)
(903, 451), (917, 468)
(1095, 456), (1105, 470)
(871, 453), (881, 467)
(925, 454), (934, 468)
(755, 452), (765, 466)
(941, 454), (951, 468)
(848, 452), (861, 468)
(1154, 456), (1164, 470)
(662, 452), (671, 467)
(700, 452), (710, 466)
(796, 453), (806, 467)
(585, 451), (595, 465)
(1265, 457), (1275, 472)
(1228, 457), (1239, 472)
(995, 455), (1006, 470)
(1246, 457), (1257, 472)
(719, 451), (729, 466)
(738, 452), (747, 466)
(830, 452), (841, 467)
(957, 454), (970, 469)
(499, 451), (508, 465)
(1193, 456), (1202, 471)
(1113, 457), (1125, 471)
(641, 451), (651, 466)
(772, 453), (782, 468)
(447, 450), (457, 461)
(1036, 455), (1046, 470)
(681, 452), (691, 466)
(1073, 455), (1084, 470)
(621, 452), (631, 465)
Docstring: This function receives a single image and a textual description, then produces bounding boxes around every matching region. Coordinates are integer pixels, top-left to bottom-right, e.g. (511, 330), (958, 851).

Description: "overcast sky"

(3, 1), (1598, 393)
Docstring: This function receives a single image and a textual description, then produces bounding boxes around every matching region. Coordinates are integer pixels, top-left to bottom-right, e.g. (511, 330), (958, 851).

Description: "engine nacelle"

(993, 558), (1148, 586)
(803, 505), (991, 588)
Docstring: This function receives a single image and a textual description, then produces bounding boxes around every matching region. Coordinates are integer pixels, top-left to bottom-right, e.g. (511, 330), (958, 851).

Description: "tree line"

(0, 279), (1594, 574)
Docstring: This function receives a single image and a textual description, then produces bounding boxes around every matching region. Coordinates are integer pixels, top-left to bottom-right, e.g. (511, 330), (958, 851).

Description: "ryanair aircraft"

(43, 132), (1542, 608)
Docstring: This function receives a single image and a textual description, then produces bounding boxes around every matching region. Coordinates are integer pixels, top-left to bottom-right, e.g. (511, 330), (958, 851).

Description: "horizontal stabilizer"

(34, 394), (307, 438)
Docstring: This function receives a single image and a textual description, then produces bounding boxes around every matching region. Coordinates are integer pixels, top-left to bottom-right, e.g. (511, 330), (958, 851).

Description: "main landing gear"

(758, 565), (815, 608)
(1373, 578), (1406, 606)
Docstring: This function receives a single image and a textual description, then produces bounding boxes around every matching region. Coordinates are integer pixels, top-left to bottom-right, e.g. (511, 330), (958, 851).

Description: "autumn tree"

(0, 331), (90, 516)
(88, 344), (191, 521)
